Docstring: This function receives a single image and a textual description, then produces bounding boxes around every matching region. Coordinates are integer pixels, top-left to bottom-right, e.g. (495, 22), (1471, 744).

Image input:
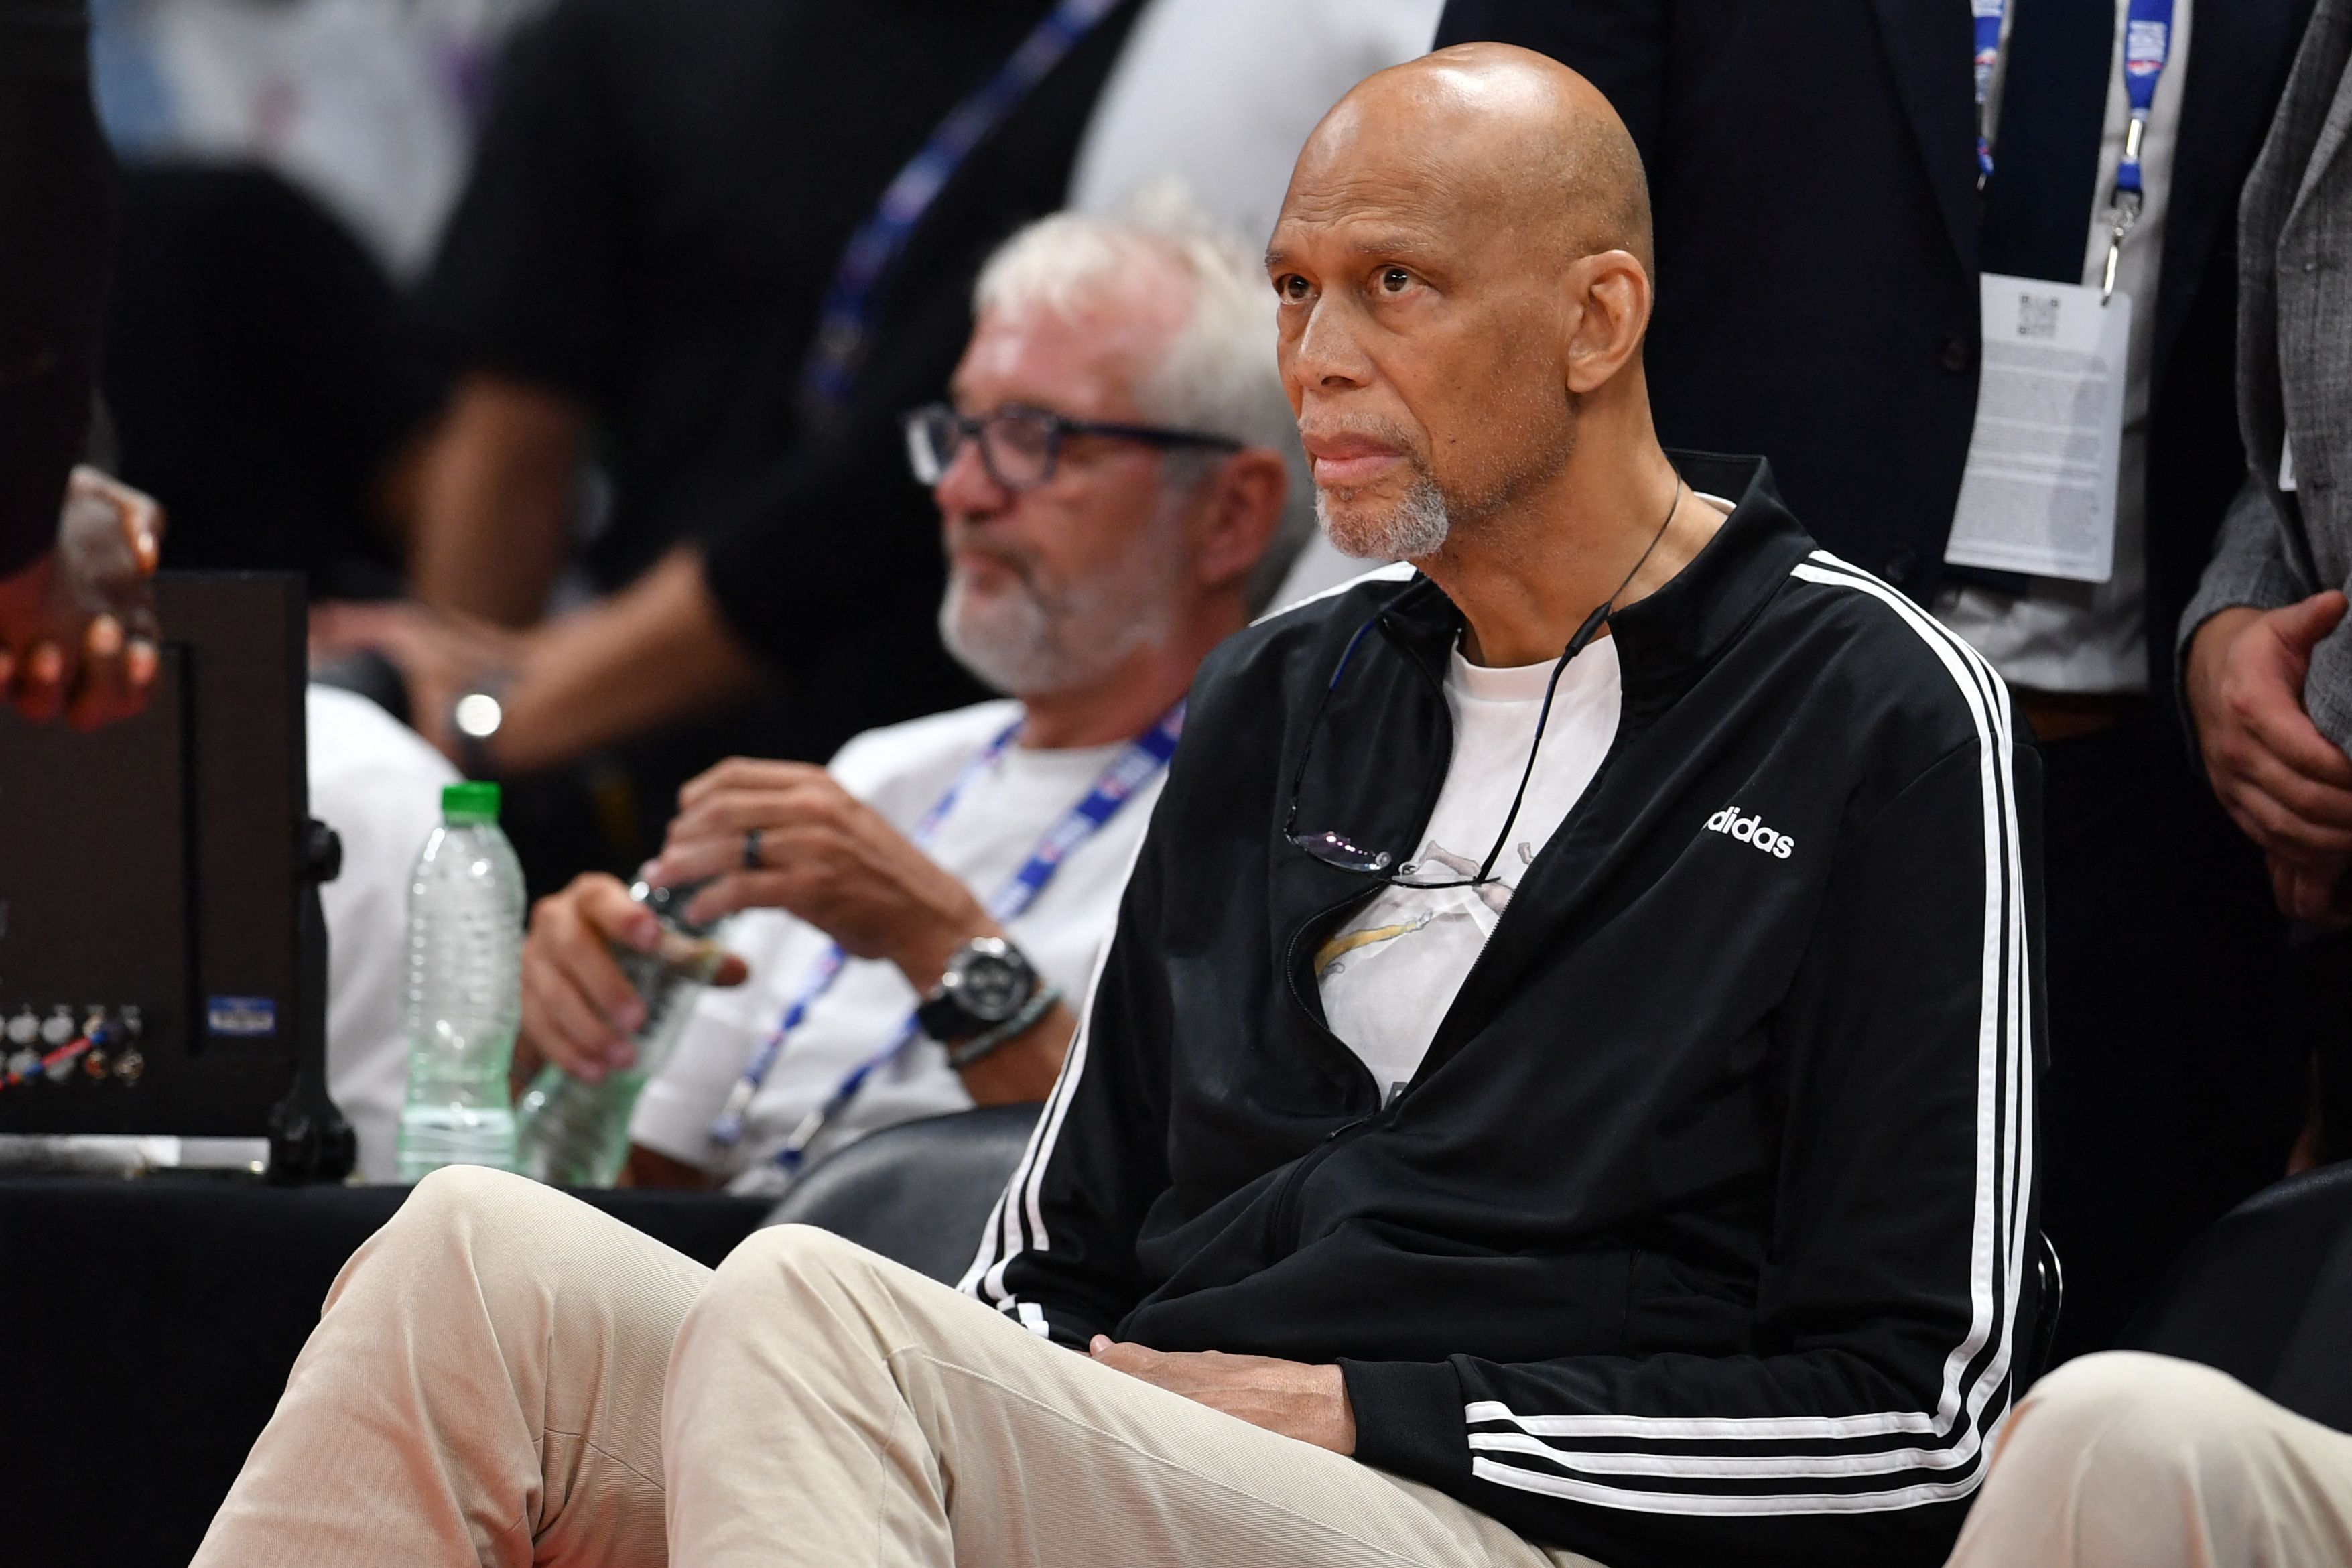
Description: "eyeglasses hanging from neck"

(1282, 482), (1685, 887)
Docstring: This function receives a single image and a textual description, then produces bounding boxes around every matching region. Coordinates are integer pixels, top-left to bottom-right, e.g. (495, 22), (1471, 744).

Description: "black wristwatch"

(916, 936), (1040, 1045)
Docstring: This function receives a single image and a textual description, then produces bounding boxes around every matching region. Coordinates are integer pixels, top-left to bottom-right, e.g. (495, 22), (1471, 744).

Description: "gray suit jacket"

(2182, 0), (2352, 744)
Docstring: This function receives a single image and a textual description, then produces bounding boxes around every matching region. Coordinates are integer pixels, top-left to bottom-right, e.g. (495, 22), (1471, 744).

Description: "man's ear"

(1193, 448), (1289, 594)
(1561, 249), (1652, 396)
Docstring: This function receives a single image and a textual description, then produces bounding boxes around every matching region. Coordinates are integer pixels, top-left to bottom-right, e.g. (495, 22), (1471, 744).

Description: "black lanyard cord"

(1459, 479), (1685, 889)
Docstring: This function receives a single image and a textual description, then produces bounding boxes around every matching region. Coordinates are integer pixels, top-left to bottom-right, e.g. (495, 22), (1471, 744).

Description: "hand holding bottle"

(521, 872), (748, 1085)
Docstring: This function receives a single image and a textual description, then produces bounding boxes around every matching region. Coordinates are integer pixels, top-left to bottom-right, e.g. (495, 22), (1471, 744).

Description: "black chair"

(762, 1103), (1043, 1283)
(2024, 1230), (2065, 1386)
(2121, 1159), (2352, 1433)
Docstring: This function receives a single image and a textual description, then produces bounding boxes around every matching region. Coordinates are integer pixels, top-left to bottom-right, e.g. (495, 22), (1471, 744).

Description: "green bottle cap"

(441, 781), (502, 823)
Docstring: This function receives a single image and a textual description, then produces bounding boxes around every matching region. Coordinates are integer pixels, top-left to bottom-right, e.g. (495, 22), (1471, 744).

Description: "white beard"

(937, 513), (1186, 697)
(1316, 470), (1452, 561)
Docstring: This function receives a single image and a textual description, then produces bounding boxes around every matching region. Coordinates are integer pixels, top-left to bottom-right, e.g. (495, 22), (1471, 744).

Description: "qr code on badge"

(2016, 294), (2062, 340)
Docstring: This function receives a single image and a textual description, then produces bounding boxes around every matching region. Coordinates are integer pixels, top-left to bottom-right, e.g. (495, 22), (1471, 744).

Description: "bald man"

(190, 46), (2039, 1568)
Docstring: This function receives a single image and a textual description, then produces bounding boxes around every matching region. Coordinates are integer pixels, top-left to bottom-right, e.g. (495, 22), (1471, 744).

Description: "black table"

(0, 1176), (771, 1568)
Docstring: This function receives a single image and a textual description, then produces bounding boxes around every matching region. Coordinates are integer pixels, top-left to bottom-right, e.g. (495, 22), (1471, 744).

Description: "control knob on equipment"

(114, 1006), (146, 1082)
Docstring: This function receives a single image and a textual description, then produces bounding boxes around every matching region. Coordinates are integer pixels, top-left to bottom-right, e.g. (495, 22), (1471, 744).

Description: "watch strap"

(947, 983), (1063, 1071)
(915, 987), (978, 1043)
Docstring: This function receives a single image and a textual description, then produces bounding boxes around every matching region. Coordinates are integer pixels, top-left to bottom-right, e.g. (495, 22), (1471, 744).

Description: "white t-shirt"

(1317, 637), (1623, 1099)
(629, 700), (1163, 1182)
(306, 685), (462, 1183)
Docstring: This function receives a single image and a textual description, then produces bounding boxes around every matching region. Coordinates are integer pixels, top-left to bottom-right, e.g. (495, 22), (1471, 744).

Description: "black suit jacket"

(1437, 0), (2313, 704)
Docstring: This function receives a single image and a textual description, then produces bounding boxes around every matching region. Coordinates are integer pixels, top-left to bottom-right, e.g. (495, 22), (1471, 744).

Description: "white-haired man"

(514, 208), (1309, 1189)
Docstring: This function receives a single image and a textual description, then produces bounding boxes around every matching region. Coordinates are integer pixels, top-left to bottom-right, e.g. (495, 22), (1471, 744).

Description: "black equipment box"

(0, 574), (326, 1142)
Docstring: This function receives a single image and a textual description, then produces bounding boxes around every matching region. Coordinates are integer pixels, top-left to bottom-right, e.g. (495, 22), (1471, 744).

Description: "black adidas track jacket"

(961, 456), (2044, 1568)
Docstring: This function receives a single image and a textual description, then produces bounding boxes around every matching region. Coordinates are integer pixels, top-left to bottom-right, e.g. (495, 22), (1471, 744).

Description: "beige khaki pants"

(1945, 1350), (2352, 1567)
(192, 1166), (1599, 1568)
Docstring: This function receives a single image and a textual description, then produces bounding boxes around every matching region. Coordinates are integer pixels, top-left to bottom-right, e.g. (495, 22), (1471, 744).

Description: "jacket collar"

(1867, 0), (1980, 276)
(1368, 453), (1811, 718)
(1281, 454), (1809, 1084)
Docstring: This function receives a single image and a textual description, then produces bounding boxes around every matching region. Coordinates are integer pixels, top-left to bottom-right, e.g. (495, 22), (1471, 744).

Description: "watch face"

(949, 950), (1030, 1023)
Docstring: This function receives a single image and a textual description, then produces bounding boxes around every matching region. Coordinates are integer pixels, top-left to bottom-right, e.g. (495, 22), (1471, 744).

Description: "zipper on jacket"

(1267, 1112), (1376, 1249)
(1275, 611), (1453, 1096)
(1267, 612), (1457, 1252)
(1281, 889), (1384, 1083)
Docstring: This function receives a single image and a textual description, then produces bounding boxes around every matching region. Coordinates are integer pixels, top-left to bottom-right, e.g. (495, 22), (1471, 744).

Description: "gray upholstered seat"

(761, 1103), (1043, 1284)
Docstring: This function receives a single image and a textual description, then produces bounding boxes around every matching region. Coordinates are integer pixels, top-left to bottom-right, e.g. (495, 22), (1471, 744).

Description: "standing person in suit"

(2183, 0), (2352, 1156)
(1437, 0), (2318, 1359)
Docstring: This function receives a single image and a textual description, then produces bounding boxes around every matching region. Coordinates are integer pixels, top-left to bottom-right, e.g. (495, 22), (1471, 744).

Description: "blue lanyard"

(796, 0), (1124, 421)
(1975, 0), (2178, 297)
(2114, 0), (2174, 202)
(706, 703), (1184, 1167)
(1973, 0), (2005, 184)
(2103, 0), (2174, 298)
(2117, 0), (2164, 206)
(1974, 0), (2175, 186)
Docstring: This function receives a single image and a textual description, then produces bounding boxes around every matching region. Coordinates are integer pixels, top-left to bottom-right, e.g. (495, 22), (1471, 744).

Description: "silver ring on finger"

(742, 826), (763, 871)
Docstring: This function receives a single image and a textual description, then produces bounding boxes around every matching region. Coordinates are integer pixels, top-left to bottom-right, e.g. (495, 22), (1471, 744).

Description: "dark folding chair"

(2120, 1160), (2352, 1432)
(761, 1102), (1043, 1284)
(2024, 1230), (2065, 1387)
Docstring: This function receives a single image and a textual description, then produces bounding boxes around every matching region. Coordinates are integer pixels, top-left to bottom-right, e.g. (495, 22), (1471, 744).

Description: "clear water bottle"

(513, 880), (724, 1187)
(395, 782), (526, 1181)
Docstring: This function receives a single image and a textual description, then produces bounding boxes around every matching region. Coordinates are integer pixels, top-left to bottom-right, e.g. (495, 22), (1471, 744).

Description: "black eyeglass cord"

(1450, 477), (1686, 889)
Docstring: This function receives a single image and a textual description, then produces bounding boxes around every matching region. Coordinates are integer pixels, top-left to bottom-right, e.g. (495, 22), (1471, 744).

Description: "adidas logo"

(1705, 805), (1794, 860)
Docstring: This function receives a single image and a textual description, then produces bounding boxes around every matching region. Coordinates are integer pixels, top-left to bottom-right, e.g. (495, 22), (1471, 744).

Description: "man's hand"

(312, 550), (764, 779)
(0, 467), (164, 728)
(520, 872), (749, 1083)
(2186, 595), (2352, 887)
(649, 758), (993, 990)
(1088, 1340), (1357, 1454)
(310, 598), (525, 763)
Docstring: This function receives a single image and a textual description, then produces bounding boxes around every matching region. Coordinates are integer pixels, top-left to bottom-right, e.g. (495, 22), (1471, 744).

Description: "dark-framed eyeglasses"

(901, 401), (1242, 491)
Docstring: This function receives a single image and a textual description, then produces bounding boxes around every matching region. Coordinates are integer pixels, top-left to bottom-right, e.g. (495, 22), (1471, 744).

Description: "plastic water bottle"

(512, 880), (724, 1187)
(395, 782), (526, 1180)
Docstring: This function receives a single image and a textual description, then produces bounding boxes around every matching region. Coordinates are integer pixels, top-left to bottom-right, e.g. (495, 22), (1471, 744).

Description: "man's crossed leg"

(192, 1168), (1597, 1568)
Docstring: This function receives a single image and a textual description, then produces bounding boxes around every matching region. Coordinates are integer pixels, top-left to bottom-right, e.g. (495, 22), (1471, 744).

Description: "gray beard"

(937, 549), (1176, 698)
(1316, 470), (1452, 561)
(939, 577), (1099, 696)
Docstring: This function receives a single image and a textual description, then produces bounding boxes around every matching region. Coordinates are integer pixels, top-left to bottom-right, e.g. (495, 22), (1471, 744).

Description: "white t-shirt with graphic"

(1316, 637), (1624, 1100)
(628, 700), (1161, 1182)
